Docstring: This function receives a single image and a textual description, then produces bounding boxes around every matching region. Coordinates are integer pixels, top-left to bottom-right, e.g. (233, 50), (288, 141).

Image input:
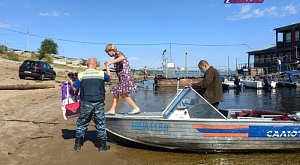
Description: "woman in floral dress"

(104, 44), (140, 115)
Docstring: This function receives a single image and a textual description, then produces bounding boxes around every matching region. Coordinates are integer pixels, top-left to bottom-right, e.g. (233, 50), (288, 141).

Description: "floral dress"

(111, 51), (138, 95)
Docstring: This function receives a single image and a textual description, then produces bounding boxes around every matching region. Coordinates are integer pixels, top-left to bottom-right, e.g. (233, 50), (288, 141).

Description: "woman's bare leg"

(120, 93), (139, 110)
(108, 94), (119, 113)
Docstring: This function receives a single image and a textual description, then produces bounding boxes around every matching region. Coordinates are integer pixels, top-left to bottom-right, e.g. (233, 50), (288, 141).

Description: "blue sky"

(0, 0), (299, 70)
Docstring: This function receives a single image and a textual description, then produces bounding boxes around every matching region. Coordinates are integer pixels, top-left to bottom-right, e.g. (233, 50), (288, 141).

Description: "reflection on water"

(117, 80), (300, 114)
(109, 80), (300, 164)
(221, 87), (300, 113)
(124, 149), (300, 165)
(113, 80), (178, 113)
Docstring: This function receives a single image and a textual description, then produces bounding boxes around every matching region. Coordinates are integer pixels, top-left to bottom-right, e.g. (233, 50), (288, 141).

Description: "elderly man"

(191, 60), (223, 109)
(69, 57), (111, 152)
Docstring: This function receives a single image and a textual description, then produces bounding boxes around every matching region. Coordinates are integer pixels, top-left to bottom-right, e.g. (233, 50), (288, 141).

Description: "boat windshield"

(294, 74), (300, 84)
(162, 87), (225, 119)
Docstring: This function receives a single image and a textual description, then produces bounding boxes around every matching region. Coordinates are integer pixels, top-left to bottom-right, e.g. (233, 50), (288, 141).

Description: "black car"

(19, 60), (56, 80)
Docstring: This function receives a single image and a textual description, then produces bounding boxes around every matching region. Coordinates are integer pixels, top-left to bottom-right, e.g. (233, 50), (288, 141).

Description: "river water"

(111, 80), (300, 165)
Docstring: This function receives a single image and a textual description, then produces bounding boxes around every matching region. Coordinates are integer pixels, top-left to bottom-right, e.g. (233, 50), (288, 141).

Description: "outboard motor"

(263, 76), (271, 89)
(233, 74), (242, 90)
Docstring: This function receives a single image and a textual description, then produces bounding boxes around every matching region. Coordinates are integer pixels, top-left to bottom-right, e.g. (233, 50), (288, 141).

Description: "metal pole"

(168, 43), (171, 79)
(27, 29), (30, 52)
(296, 46), (298, 59)
(162, 49), (167, 78)
(169, 43), (172, 60)
(227, 55), (229, 76)
(185, 52), (188, 78)
(236, 58), (238, 72)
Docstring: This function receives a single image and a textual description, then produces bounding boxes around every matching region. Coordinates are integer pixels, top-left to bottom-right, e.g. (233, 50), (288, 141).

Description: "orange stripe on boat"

(193, 125), (249, 129)
(203, 133), (249, 137)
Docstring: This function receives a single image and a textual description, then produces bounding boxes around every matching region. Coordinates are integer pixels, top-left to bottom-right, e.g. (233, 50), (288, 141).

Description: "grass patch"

(4, 52), (20, 61)
(56, 74), (67, 78)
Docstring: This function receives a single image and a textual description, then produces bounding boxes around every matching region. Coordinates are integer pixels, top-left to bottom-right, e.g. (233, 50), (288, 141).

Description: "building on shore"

(247, 22), (300, 74)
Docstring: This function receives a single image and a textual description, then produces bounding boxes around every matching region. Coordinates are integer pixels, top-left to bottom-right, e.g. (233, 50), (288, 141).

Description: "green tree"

(46, 54), (53, 63)
(37, 51), (46, 60)
(0, 45), (8, 54)
(80, 59), (87, 66)
(38, 39), (58, 59)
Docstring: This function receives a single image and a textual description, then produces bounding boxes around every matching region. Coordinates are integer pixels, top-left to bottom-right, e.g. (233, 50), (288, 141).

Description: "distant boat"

(222, 81), (237, 90)
(106, 87), (300, 152)
(240, 76), (277, 89)
(278, 70), (300, 88)
(154, 51), (201, 88)
(154, 76), (202, 88)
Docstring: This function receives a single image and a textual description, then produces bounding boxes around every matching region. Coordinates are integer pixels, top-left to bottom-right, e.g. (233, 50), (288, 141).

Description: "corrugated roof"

(247, 45), (276, 54)
(274, 22), (300, 32)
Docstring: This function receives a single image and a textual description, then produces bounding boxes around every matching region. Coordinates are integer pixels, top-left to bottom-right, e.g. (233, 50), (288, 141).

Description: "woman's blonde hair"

(105, 44), (117, 53)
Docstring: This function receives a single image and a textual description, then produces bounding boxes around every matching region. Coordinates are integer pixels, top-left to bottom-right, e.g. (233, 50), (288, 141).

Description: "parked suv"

(19, 60), (56, 80)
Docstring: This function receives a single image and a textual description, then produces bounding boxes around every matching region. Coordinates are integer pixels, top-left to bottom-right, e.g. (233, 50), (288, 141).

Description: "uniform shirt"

(73, 69), (110, 102)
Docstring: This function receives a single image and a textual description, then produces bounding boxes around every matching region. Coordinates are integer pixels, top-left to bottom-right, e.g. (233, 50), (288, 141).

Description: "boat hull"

(154, 77), (202, 87)
(106, 114), (300, 152)
(222, 81), (236, 90)
(240, 80), (276, 89)
(283, 83), (297, 88)
(280, 70), (300, 88)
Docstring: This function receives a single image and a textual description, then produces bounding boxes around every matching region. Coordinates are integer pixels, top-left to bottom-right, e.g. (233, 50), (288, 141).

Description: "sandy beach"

(3, 57), (300, 165)
(0, 58), (141, 165)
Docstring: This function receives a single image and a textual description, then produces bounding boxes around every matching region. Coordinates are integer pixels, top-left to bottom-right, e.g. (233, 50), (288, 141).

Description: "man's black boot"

(98, 140), (110, 152)
(74, 138), (82, 152)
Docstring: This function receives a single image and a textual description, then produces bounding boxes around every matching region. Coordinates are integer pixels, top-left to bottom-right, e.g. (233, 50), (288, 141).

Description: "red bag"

(65, 101), (80, 119)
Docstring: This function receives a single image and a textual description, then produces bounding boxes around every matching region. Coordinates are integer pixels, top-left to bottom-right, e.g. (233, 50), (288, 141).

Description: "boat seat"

(219, 109), (243, 119)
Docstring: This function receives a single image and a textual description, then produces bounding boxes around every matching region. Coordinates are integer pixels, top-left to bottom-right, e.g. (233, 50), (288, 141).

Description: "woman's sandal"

(105, 110), (115, 115)
(127, 108), (140, 115)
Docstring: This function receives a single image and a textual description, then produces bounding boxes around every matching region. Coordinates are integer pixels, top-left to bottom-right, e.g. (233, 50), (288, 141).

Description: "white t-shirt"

(278, 59), (281, 65)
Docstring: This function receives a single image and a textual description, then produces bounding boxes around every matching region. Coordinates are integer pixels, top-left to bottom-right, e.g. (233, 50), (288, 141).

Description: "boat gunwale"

(106, 114), (300, 124)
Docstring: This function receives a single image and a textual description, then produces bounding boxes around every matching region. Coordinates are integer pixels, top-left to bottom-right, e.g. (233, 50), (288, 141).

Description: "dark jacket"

(191, 66), (223, 104)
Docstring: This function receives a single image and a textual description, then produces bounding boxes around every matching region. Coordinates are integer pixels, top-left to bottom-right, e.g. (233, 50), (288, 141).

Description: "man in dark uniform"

(68, 57), (111, 152)
(191, 60), (223, 109)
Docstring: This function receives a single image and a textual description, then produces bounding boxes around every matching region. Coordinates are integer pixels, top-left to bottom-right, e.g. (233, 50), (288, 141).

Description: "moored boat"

(105, 87), (300, 152)
(154, 76), (202, 88)
(240, 76), (277, 89)
(278, 70), (300, 88)
(153, 50), (202, 88)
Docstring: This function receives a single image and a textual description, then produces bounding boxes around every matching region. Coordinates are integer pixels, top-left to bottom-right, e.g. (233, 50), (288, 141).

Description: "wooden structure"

(154, 77), (202, 88)
(247, 22), (300, 73)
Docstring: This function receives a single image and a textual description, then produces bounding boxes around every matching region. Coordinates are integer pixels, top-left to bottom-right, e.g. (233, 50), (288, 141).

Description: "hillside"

(0, 51), (147, 85)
